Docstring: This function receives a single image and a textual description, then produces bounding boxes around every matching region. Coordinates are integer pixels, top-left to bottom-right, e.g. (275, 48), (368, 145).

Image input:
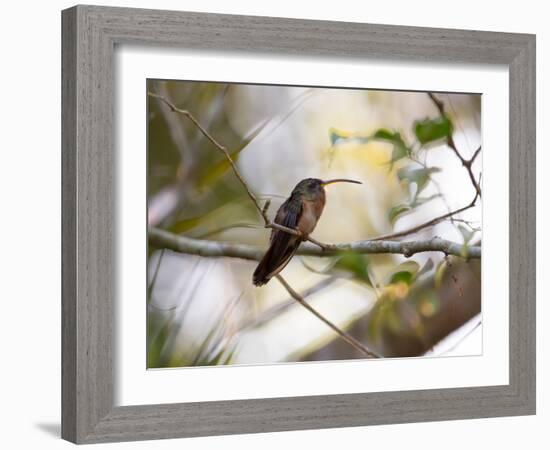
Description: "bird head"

(293, 177), (362, 200)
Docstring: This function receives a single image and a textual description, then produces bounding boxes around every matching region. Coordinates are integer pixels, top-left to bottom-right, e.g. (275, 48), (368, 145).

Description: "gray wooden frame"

(61, 4), (536, 444)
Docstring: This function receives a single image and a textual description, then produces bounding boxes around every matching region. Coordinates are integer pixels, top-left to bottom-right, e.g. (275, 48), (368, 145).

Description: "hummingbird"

(253, 177), (362, 286)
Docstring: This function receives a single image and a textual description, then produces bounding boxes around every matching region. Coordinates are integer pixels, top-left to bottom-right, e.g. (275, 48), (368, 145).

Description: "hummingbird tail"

(253, 239), (298, 286)
(252, 248), (277, 286)
(252, 264), (270, 286)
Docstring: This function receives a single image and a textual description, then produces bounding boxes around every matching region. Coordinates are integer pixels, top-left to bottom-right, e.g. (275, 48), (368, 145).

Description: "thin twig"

(262, 199), (271, 216)
(149, 92), (268, 220)
(446, 93), (473, 153)
(238, 276), (339, 332)
(427, 93), (482, 198)
(470, 146), (481, 164)
(370, 191), (479, 241)
(438, 319), (482, 356)
(153, 83), (194, 169)
(147, 248), (165, 298)
(275, 275), (381, 358)
(148, 91), (329, 249)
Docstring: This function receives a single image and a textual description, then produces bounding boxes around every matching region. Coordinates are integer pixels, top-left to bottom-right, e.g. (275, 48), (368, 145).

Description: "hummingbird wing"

(252, 198), (302, 286)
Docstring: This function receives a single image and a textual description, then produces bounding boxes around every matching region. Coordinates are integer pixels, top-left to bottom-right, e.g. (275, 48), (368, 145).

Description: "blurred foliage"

(146, 80), (481, 366)
(330, 127), (411, 165)
(148, 308), (237, 368)
(148, 80), (266, 231)
(300, 252), (373, 287)
(330, 112), (453, 226)
(304, 255), (480, 360)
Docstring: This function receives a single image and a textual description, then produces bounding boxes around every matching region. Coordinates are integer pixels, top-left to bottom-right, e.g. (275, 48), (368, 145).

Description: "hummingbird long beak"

(321, 178), (362, 187)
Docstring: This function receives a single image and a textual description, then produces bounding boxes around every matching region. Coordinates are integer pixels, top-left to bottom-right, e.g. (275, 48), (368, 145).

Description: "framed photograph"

(62, 5), (536, 444)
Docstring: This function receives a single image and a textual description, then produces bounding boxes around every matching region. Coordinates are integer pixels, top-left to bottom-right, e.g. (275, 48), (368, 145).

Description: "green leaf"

(457, 224), (475, 244)
(417, 258), (435, 278)
(414, 116), (453, 144)
(385, 261), (420, 286)
(329, 127), (411, 164)
(372, 129), (397, 141)
(390, 143), (409, 163)
(169, 216), (205, 234)
(458, 224), (478, 259)
(373, 129), (410, 163)
(435, 259), (449, 288)
(411, 193), (442, 208)
(329, 128), (344, 146)
(333, 252), (372, 286)
(388, 204), (412, 225)
(389, 166), (442, 227)
(397, 166), (441, 197)
(390, 271), (414, 285)
(329, 127), (370, 146)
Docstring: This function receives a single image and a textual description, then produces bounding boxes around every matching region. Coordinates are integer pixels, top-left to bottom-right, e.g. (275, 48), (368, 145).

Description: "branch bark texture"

(149, 227), (481, 260)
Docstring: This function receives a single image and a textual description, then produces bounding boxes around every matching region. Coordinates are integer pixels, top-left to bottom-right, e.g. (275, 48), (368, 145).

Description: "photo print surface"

(147, 79), (482, 368)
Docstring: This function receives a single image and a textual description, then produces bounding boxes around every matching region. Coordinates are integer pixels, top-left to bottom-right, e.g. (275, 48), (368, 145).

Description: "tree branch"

(275, 275), (381, 358)
(149, 91), (378, 356)
(148, 91), (322, 245)
(149, 92), (268, 217)
(238, 276), (339, 332)
(149, 227), (481, 260)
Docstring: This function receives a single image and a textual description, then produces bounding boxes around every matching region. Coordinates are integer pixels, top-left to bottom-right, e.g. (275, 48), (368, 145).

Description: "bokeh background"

(146, 79), (482, 368)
